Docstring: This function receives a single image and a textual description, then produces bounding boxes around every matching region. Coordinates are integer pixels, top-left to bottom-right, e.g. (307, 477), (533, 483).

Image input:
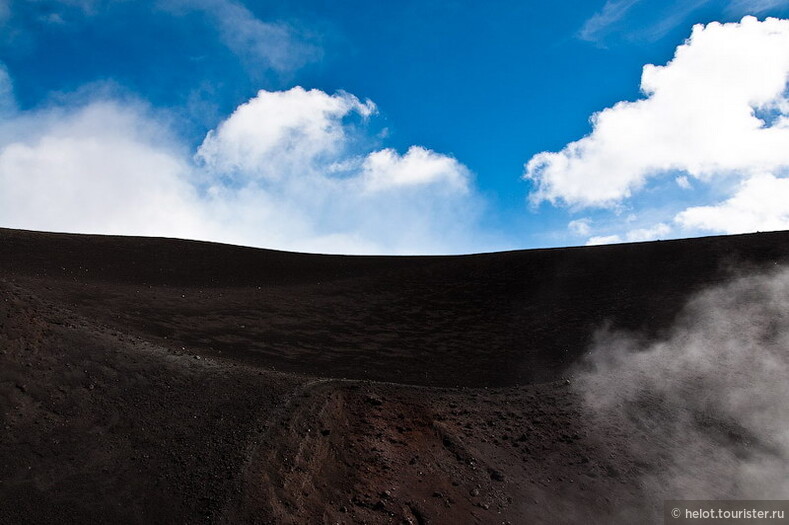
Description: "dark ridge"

(3, 227), (789, 523)
(2, 227), (789, 387)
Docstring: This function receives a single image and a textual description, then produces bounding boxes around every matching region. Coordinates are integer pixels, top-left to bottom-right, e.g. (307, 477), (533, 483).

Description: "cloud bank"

(0, 86), (486, 255)
(530, 16), (789, 243)
(0, 100), (207, 239)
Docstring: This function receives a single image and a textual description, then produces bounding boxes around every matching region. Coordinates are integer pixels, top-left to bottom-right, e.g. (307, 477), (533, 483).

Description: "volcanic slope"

(1, 227), (788, 523)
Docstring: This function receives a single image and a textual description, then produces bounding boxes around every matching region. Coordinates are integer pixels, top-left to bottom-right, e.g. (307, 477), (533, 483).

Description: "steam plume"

(575, 265), (789, 513)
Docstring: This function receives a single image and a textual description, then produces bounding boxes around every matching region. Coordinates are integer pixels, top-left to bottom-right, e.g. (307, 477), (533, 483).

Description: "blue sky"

(0, 0), (788, 253)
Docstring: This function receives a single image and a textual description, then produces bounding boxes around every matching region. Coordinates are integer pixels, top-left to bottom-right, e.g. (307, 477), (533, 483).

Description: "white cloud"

(624, 222), (671, 241)
(196, 87), (375, 180)
(676, 172), (789, 233)
(527, 17), (789, 210)
(0, 62), (15, 117)
(360, 146), (469, 193)
(578, 0), (643, 43)
(726, 0), (789, 16)
(160, 0), (321, 75)
(586, 234), (622, 246)
(530, 16), (789, 245)
(0, 86), (487, 255)
(634, 0), (710, 43)
(0, 102), (209, 239)
(568, 218), (592, 236)
(192, 86), (479, 254)
(675, 175), (692, 189)
(194, 87), (470, 199)
(585, 222), (671, 245)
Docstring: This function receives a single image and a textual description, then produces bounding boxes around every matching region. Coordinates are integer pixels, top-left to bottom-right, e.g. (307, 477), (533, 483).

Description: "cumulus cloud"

(192, 86), (479, 253)
(194, 88), (471, 201)
(530, 16), (789, 243)
(360, 146), (469, 193)
(196, 87), (375, 180)
(527, 16), (789, 209)
(676, 172), (789, 233)
(0, 86), (486, 255)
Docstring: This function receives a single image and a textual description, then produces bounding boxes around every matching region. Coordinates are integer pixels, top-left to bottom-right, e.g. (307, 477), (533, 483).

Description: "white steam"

(575, 265), (789, 504)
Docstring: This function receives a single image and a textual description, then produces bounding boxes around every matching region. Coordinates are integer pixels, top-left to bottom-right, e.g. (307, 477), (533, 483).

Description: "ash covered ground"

(1, 227), (788, 524)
